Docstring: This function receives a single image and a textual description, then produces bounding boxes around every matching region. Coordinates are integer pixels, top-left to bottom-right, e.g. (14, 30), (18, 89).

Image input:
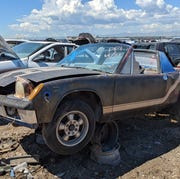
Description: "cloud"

(9, 0), (180, 37)
(136, 0), (165, 9)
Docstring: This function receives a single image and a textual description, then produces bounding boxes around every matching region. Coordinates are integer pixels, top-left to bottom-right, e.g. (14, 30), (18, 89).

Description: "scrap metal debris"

(0, 165), (11, 176)
(2, 155), (40, 166)
(0, 137), (19, 153)
(0, 155), (40, 177)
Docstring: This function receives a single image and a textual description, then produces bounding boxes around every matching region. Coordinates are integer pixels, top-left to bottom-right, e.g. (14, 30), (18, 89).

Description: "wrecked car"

(0, 43), (179, 155)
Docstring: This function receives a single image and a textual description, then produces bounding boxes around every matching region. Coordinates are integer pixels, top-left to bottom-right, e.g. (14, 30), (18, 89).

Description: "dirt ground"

(0, 113), (179, 179)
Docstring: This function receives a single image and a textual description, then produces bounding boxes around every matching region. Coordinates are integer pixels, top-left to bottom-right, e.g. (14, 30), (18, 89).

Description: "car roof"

(21, 40), (78, 46)
(5, 38), (29, 42)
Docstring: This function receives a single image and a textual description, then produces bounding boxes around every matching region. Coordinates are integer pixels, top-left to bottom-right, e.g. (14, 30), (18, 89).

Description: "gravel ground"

(0, 113), (179, 179)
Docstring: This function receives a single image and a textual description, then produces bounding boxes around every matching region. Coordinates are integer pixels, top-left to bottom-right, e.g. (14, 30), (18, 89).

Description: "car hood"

(0, 66), (101, 87)
(0, 35), (19, 58)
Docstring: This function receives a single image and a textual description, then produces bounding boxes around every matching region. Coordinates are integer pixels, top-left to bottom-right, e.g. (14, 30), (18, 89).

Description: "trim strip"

(103, 106), (113, 114)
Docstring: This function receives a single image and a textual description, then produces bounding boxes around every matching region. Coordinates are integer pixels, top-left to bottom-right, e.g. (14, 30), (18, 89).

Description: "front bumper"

(0, 95), (38, 128)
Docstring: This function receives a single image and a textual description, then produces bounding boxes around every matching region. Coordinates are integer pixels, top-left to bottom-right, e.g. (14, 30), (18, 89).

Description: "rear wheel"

(42, 100), (96, 155)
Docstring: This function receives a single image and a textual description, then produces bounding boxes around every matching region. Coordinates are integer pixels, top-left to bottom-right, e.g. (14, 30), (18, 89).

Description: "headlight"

(15, 77), (34, 98)
(15, 77), (44, 100)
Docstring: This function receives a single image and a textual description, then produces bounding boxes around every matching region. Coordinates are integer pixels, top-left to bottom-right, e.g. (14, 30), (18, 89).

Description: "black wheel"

(42, 100), (96, 155)
(91, 121), (119, 151)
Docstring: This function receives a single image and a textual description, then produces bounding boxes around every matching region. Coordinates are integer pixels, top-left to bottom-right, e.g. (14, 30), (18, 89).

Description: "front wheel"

(42, 100), (96, 155)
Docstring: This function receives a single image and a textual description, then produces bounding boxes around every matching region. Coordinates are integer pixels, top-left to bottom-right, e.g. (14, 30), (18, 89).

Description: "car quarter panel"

(32, 74), (116, 124)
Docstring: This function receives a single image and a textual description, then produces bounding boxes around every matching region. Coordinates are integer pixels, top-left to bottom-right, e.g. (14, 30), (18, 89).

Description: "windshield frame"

(57, 43), (131, 74)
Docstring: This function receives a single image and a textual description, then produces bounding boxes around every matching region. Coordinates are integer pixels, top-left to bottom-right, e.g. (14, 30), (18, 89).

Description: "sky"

(0, 0), (180, 39)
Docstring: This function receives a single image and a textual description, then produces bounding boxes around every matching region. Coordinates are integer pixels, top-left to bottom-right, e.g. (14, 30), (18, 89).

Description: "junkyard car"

(0, 35), (77, 73)
(12, 40), (78, 67)
(0, 43), (179, 155)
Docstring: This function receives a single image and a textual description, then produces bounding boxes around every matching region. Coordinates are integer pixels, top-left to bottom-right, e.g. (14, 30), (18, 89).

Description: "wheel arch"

(54, 90), (103, 122)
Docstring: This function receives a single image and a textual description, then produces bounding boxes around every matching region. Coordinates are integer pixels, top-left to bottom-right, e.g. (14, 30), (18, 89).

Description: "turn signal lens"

(28, 83), (44, 100)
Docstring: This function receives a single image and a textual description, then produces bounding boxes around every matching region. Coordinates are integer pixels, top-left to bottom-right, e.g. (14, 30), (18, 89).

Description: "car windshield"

(12, 42), (49, 58)
(57, 43), (130, 73)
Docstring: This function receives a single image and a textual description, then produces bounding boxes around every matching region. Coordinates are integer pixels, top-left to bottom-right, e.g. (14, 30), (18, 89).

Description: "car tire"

(42, 99), (96, 155)
(91, 121), (119, 150)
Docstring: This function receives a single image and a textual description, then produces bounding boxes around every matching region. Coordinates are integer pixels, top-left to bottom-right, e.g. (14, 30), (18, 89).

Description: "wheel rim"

(56, 111), (89, 147)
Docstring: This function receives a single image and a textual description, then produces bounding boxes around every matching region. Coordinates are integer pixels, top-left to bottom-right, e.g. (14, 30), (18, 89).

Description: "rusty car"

(0, 43), (179, 155)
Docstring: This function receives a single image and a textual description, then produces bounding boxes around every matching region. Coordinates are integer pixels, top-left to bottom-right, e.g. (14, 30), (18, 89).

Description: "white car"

(0, 35), (77, 73)
(12, 40), (78, 68)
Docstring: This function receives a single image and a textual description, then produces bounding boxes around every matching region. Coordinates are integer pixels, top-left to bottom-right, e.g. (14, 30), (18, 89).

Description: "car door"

(113, 50), (172, 113)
